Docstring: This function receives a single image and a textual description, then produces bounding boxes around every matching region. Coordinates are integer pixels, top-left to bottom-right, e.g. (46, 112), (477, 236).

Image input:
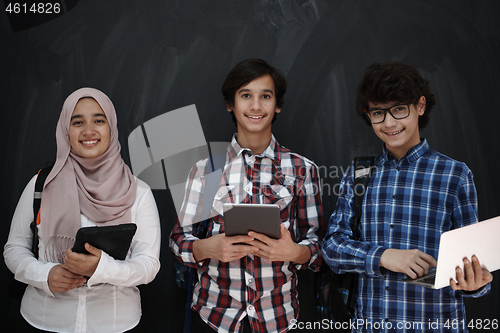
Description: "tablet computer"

(72, 223), (137, 260)
(223, 203), (280, 239)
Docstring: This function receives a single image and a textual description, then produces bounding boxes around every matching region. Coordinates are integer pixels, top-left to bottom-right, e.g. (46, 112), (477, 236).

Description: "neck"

(236, 131), (272, 155)
(387, 147), (408, 161)
(386, 139), (421, 161)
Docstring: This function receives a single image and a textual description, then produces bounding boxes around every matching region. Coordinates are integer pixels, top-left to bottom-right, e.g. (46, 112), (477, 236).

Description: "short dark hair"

(356, 62), (436, 129)
(221, 58), (286, 125)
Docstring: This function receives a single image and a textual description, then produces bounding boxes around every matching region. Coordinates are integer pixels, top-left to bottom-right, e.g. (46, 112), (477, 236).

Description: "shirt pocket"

(261, 184), (295, 221)
(212, 185), (237, 217)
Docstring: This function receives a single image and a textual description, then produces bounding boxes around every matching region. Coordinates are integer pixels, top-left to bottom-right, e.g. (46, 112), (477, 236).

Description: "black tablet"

(223, 203), (280, 239)
(72, 223), (137, 260)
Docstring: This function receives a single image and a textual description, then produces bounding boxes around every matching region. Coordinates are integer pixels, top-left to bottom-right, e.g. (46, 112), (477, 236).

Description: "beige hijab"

(40, 88), (137, 262)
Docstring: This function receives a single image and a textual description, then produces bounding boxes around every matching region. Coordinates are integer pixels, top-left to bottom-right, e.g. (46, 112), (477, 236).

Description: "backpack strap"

(30, 165), (53, 259)
(352, 156), (375, 240)
(343, 156), (375, 311)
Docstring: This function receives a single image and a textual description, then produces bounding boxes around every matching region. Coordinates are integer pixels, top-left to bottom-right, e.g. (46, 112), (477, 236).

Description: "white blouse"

(4, 176), (161, 333)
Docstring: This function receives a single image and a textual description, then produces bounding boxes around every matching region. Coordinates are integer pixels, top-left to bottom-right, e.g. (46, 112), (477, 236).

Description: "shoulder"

(187, 156), (214, 179)
(280, 148), (320, 178)
(28, 174), (38, 187)
(134, 177), (157, 203)
(18, 174), (38, 203)
(422, 149), (472, 177)
(135, 176), (152, 193)
(417, 149), (475, 193)
(277, 142), (317, 168)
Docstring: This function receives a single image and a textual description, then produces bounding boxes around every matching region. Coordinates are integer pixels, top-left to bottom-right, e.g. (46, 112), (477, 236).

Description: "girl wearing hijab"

(4, 88), (161, 332)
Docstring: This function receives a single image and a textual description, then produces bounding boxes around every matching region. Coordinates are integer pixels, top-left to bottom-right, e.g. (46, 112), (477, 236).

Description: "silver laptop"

(402, 215), (500, 289)
(223, 203), (280, 239)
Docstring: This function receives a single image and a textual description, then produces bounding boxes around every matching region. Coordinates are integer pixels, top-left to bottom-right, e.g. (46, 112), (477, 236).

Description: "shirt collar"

(227, 134), (282, 164)
(381, 138), (429, 164)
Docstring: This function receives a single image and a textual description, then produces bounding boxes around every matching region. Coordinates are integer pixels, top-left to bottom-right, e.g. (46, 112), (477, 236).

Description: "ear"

(417, 96), (426, 116)
(226, 103), (233, 112)
(275, 107), (281, 114)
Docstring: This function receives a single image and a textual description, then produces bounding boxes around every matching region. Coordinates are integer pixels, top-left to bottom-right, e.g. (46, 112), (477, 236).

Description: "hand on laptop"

(380, 249), (437, 279)
(450, 255), (493, 291)
(248, 224), (311, 264)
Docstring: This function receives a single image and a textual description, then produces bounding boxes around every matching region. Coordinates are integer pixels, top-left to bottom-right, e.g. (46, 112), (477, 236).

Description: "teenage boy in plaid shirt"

(170, 58), (325, 333)
(321, 62), (492, 332)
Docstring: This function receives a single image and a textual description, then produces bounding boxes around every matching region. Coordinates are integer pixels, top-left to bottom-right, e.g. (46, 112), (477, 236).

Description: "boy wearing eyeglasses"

(321, 62), (492, 332)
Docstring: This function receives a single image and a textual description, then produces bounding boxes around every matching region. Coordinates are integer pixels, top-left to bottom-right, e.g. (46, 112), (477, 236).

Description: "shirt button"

(385, 286), (390, 291)
(248, 305), (254, 311)
(248, 278), (253, 284)
(392, 195), (396, 199)
(390, 224), (394, 229)
(396, 167), (400, 171)
(245, 187), (250, 191)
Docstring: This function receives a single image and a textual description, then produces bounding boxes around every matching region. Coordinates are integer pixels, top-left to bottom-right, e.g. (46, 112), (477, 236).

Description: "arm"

(321, 165), (388, 277)
(3, 176), (85, 295)
(84, 181), (161, 287)
(248, 223), (311, 264)
(449, 170), (491, 296)
(292, 162), (325, 270)
(169, 161), (257, 265)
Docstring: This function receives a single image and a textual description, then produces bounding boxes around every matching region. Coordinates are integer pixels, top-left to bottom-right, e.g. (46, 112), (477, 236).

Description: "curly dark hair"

(356, 62), (436, 129)
(221, 58), (286, 125)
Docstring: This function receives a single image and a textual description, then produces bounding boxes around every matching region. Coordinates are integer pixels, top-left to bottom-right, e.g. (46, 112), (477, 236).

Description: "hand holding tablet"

(72, 223), (137, 260)
(223, 203), (280, 239)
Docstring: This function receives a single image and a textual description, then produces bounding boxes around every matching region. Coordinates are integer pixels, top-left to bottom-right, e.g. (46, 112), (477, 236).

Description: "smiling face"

(369, 96), (426, 160)
(69, 97), (111, 159)
(227, 74), (281, 148)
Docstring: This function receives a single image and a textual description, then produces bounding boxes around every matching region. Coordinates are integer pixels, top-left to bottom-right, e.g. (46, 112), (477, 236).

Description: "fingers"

(227, 234), (255, 245)
(409, 260), (427, 278)
(451, 257), (473, 290)
(64, 245), (101, 276)
(380, 249), (436, 279)
(450, 256), (493, 291)
(195, 234), (259, 263)
(471, 256), (483, 283)
(84, 243), (102, 258)
(247, 231), (271, 245)
(450, 277), (459, 290)
(48, 265), (86, 293)
(420, 252), (438, 268)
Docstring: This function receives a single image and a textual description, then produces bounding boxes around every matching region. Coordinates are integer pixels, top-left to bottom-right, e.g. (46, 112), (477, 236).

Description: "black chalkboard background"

(1, 1), (499, 332)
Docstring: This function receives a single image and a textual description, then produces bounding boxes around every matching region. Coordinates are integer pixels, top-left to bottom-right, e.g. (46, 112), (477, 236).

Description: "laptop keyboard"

(418, 275), (436, 285)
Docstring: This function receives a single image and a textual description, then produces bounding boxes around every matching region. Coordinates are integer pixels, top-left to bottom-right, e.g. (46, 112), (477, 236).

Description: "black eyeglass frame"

(364, 101), (415, 124)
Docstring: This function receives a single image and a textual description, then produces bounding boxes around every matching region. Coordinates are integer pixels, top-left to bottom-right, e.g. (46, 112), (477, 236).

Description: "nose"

(383, 110), (397, 127)
(82, 122), (96, 135)
(250, 97), (262, 111)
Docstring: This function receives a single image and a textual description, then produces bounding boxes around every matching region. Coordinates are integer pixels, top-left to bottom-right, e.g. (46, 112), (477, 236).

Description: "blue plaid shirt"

(321, 139), (490, 332)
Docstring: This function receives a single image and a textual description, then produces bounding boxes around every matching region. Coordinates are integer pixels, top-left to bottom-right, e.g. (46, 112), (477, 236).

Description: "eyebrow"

(70, 113), (107, 121)
(237, 88), (275, 95)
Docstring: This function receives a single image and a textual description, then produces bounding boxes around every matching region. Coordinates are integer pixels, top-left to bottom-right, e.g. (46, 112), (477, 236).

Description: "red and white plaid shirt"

(170, 134), (325, 333)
